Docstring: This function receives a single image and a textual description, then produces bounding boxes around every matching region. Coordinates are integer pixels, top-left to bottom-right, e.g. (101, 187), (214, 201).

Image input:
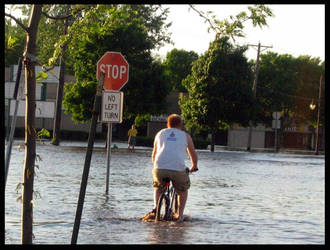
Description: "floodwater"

(5, 140), (324, 244)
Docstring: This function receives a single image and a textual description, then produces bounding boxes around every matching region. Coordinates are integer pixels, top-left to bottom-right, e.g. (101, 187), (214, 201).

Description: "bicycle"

(155, 167), (198, 222)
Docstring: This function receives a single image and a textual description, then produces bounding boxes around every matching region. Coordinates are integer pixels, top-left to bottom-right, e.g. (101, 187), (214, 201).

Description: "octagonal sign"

(97, 51), (129, 91)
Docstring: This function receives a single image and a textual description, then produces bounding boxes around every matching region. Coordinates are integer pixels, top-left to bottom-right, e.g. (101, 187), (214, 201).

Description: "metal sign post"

(105, 122), (112, 194)
(272, 112), (281, 152)
(101, 91), (123, 194)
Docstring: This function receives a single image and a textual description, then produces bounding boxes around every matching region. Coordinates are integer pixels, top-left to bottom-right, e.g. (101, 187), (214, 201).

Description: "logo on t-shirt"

(167, 131), (176, 141)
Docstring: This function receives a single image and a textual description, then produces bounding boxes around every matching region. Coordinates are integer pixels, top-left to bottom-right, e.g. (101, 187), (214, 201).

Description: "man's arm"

(151, 138), (157, 165)
(186, 133), (198, 172)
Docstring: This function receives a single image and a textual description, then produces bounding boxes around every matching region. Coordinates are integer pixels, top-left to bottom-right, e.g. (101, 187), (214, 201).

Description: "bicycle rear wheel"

(155, 193), (170, 221)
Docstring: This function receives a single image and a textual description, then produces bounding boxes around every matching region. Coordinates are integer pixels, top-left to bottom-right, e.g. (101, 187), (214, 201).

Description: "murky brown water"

(5, 140), (324, 244)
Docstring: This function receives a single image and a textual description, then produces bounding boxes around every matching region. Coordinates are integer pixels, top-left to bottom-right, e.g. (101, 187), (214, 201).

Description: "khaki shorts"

(152, 168), (190, 192)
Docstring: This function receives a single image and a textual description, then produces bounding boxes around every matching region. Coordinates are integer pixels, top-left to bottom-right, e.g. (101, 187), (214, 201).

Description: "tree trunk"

(21, 4), (42, 244)
(52, 18), (69, 146)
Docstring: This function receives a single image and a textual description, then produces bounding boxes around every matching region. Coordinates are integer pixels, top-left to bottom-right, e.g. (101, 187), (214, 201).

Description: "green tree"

(60, 5), (171, 124)
(39, 5), (78, 146)
(256, 53), (300, 149)
(179, 36), (254, 152)
(163, 49), (198, 92)
(255, 52), (299, 126)
(178, 4), (273, 152)
(5, 4), (43, 244)
(5, 4), (82, 146)
(293, 56), (324, 127)
(256, 52), (324, 149)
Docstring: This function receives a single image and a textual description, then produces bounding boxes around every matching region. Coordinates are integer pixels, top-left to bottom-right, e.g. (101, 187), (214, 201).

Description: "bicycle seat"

(162, 177), (171, 183)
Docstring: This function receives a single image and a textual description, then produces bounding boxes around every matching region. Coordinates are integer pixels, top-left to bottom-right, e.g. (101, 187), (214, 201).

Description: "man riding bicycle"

(150, 114), (198, 222)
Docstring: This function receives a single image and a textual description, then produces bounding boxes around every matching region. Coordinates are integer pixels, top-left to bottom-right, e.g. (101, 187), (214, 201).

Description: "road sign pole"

(105, 122), (112, 194)
(272, 112), (281, 152)
(275, 113), (278, 152)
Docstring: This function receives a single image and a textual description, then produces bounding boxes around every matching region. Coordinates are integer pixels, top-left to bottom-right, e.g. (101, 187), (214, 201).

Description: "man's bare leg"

(154, 188), (162, 209)
(174, 190), (188, 222)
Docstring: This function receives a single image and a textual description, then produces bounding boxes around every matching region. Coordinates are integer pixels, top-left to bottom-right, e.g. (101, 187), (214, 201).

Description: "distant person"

(150, 114), (198, 222)
(127, 124), (138, 151)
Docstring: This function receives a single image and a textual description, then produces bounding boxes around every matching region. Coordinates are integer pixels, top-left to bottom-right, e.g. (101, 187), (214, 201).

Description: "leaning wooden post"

(5, 57), (23, 188)
(71, 73), (104, 244)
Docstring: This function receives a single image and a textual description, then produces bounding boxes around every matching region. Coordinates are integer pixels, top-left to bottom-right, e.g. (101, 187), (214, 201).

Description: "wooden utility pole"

(246, 42), (272, 151)
(52, 17), (69, 146)
(315, 74), (323, 155)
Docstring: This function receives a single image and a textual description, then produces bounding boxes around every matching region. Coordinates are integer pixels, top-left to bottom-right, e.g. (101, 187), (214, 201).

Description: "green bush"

(192, 137), (209, 149)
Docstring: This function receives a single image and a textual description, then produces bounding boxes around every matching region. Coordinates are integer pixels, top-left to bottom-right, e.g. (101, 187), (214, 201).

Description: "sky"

(153, 4), (325, 61)
(5, 4), (325, 62)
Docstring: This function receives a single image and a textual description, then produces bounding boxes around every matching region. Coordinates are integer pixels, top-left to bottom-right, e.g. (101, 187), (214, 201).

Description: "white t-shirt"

(153, 128), (188, 171)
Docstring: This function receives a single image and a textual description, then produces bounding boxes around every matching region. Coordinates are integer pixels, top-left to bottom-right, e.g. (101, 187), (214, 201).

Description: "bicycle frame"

(155, 178), (178, 222)
(155, 168), (197, 222)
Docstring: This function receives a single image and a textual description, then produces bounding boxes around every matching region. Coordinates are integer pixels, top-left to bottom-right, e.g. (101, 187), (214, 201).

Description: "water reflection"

(146, 221), (189, 244)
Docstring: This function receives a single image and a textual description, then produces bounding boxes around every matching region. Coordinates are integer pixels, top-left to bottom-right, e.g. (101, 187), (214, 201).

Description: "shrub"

(192, 137), (209, 149)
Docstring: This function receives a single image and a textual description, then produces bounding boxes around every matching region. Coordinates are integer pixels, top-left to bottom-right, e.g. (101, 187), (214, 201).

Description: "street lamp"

(309, 99), (316, 111)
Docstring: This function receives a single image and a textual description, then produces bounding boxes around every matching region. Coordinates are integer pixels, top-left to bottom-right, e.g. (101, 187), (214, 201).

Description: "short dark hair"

(167, 114), (182, 128)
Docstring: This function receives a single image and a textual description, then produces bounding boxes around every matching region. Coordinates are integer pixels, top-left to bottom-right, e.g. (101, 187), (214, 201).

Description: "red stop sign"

(96, 51), (129, 91)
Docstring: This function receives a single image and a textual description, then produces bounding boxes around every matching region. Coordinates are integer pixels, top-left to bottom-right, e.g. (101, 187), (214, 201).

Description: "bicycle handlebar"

(186, 167), (198, 173)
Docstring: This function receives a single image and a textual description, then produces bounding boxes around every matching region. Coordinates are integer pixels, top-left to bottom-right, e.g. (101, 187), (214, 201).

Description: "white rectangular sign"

(272, 111), (282, 120)
(101, 91), (123, 123)
(272, 119), (281, 129)
(10, 100), (55, 118)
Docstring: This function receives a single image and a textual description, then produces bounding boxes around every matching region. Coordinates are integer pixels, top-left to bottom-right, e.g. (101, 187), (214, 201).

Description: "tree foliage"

(189, 4), (274, 42)
(60, 5), (172, 123)
(179, 36), (254, 133)
(293, 56), (324, 127)
(254, 52), (299, 127)
(35, 5), (71, 66)
(5, 16), (27, 66)
(163, 49), (198, 92)
(256, 52), (324, 129)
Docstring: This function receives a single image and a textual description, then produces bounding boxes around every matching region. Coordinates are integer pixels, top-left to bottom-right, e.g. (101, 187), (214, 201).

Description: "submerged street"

(5, 140), (324, 244)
